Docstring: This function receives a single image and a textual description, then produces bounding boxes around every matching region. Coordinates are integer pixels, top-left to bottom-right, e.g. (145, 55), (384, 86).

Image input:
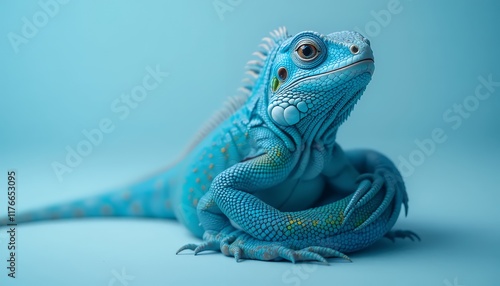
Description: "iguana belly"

(254, 176), (325, 212)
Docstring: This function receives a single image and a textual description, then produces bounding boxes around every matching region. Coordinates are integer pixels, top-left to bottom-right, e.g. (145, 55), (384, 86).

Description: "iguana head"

(243, 28), (374, 142)
(266, 30), (374, 134)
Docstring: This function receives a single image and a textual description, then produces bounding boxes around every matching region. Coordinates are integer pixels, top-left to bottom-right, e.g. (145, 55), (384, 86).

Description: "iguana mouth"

(314, 58), (374, 78)
(282, 58), (374, 91)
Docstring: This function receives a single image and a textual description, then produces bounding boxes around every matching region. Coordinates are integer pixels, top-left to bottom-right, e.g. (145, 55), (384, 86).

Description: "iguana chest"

(252, 142), (332, 211)
(181, 114), (332, 212)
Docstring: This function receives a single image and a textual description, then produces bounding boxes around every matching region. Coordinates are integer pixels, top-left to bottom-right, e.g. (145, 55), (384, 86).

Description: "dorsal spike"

(270, 26), (289, 42)
(252, 51), (266, 60)
(168, 27), (290, 167)
(245, 67), (260, 75)
(262, 37), (274, 46)
(225, 94), (246, 109)
(246, 60), (263, 67)
(171, 93), (248, 166)
(241, 77), (255, 89)
(279, 26), (287, 37)
(242, 77), (254, 83)
(241, 77), (255, 85)
(245, 70), (259, 79)
(238, 87), (252, 95)
(240, 27), (290, 99)
(258, 44), (271, 53)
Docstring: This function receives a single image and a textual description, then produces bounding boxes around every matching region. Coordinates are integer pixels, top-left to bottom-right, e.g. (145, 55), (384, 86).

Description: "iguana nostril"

(350, 45), (359, 54)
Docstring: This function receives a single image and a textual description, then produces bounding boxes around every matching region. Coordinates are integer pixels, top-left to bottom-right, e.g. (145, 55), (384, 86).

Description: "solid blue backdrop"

(0, 1), (499, 285)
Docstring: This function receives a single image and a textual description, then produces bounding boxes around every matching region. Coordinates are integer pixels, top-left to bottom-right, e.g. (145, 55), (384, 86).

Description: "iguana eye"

(290, 32), (327, 69)
(296, 43), (319, 61)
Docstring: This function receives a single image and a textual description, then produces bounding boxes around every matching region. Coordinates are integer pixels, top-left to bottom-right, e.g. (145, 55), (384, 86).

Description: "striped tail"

(1, 169), (178, 226)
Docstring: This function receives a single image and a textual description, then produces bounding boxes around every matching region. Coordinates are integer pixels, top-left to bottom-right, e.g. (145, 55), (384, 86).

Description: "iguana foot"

(176, 226), (241, 255)
(343, 174), (383, 219)
(226, 233), (351, 263)
(344, 165), (404, 230)
(177, 229), (351, 263)
(343, 173), (387, 225)
(384, 229), (421, 242)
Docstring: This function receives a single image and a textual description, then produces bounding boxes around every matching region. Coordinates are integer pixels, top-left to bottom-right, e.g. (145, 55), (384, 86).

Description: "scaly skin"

(2, 28), (418, 263)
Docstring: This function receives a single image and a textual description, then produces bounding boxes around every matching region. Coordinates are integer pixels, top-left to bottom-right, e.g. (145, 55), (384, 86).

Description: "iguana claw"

(177, 230), (351, 263)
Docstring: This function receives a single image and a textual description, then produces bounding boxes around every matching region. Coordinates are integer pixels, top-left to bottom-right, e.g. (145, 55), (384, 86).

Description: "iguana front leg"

(177, 143), (307, 260)
(199, 143), (293, 232)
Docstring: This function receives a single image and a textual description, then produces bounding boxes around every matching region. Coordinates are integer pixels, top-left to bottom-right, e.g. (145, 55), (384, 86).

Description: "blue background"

(1, 0), (499, 285)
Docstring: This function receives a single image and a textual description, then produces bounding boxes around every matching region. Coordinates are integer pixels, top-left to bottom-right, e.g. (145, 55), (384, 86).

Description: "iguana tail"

(1, 168), (179, 226)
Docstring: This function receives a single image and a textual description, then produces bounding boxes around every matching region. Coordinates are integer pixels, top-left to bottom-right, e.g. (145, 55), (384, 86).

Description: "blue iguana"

(4, 27), (418, 263)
